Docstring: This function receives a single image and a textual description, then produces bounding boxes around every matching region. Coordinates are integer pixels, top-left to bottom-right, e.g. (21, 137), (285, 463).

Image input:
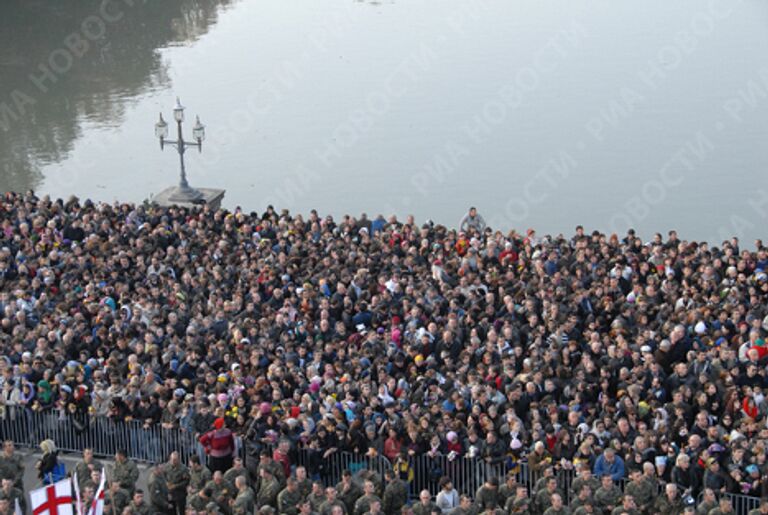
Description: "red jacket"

(199, 428), (234, 457)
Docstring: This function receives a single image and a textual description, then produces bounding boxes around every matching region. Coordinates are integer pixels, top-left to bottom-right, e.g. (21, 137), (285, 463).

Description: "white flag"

(29, 478), (74, 515)
(87, 469), (106, 515)
(73, 472), (82, 515)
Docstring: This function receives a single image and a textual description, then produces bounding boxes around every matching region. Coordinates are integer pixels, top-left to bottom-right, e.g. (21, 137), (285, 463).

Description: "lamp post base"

(153, 186), (226, 210)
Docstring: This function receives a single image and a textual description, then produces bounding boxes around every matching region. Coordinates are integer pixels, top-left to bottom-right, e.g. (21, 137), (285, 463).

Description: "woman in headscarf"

(36, 380), (53, 410)
(198, 417), (234, 473)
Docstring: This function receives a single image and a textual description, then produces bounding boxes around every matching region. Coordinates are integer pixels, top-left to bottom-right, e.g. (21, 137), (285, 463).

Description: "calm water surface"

(1, 0), (767, 242)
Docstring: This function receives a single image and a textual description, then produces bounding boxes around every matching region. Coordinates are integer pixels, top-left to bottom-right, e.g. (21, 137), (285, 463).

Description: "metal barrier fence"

(697, 490), (761, 514)
(0, 407), (197, 463)
(1, 408), (764, 513)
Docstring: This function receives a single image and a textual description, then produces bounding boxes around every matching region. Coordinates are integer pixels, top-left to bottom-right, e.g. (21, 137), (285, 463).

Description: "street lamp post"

(155, 98), (206, 203)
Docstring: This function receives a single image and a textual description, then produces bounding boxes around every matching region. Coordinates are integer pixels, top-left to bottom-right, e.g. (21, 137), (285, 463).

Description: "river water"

(1, 0), (767, 242)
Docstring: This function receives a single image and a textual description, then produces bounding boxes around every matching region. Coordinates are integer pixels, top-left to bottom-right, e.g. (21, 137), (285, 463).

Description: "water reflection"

(0, 0), (233, 193)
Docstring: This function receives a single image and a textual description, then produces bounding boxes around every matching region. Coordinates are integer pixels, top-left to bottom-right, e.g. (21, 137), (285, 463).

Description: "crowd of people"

(0, 191), (767, 513)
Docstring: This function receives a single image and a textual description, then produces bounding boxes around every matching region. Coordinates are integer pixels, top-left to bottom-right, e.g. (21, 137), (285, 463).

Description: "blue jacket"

(593, 454), (625, 481)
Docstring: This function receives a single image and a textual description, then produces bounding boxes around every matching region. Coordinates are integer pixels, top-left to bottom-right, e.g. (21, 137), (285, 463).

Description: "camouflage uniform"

(232, 487), (256, 515)
(353, 494), (382, 515)
(570, 496), (590, 512)
(75, 458), (102, 490)
(319, 500), (348, 515)
(381, 479), (407, 515)
(166, 462), (191, 515)
(105, 488), (131, 515)
(188, 493), (214, 513)
(206, 479), (236, 512)
(307, 492), (326, 512)
(129, 500), (152, 515)
(224, 467), (248, 488)
(0, 452), (24, 491)
(697, 501), (717, 515)
(569, 476), (599, 500)
(543, 507), (571, 515)
(257, 476), (281, 508)
(594, 484), (622, 514)
(114, 459), (141, 495)
(498, 482), (518, 506)
(148, 470), (171, 515)
(335, 482), (362, 515)
(624, 480), (654, 512)
(277, 487), (304, 515)
(505, 496), (532, 515)
(190, 466), (213, 494)
(453, 504), (479, 515)
(652, 495), (684, 515)
(296, 479), (313, 500)
(534, 489), (563, 514)
(0, 487), (24, 513)
(412, 502), (440, 515)
(474, 486), (500, 512)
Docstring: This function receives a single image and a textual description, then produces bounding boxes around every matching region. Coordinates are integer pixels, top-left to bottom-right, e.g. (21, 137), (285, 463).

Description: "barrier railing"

(2, 408), (764, 513)
(0, 407), (198, 463)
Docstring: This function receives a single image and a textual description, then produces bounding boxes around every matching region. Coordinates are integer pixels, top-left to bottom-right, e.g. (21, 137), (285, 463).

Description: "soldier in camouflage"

(189, 455), (213, 495)
(534, 478), (563, 515)
(611, 495), (640, 515)
(594, 476), (622, 515)
(336, 470), (362, 515)
(166, 451), (191, 515)
(569, 465), (599, 502)
(623, 469), (653, 514)
(319, 487), (347, 515)
(652, 484), (684, 515)
(189, 488), (215, 513)
(381, 470), (407, 515)
(0, 478), (24, 514)
(542, 493), (569, 515)
(569, 485), (592, 513)
(105, 480), (131, 515)
(128, 489), (152, 515)
(232, 476), (256, 515)
(257, 467), (281, 509)
(747, 498), (768, 515)
(277, 478), (304, 515)
(75, 448), (101, 492)
(148, 464), (172, 515)
(452, 495), (476, 515)
(307, 482), (327, 512)
(474, 477), (500, 513)
(411, 490), (439, 515)
(295, 466), (313, 500)
(505, 486), (531, 515)
(224, 458), (248, 487)
(707, 497), (736, 515)
(497, 472), (518, 507)
(353, 480), (381, 515)
(0, 442), (23, 493)
(572, 500), (597, 515)
(205, 471), (235, 513)
(114, 449), (140, 496)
